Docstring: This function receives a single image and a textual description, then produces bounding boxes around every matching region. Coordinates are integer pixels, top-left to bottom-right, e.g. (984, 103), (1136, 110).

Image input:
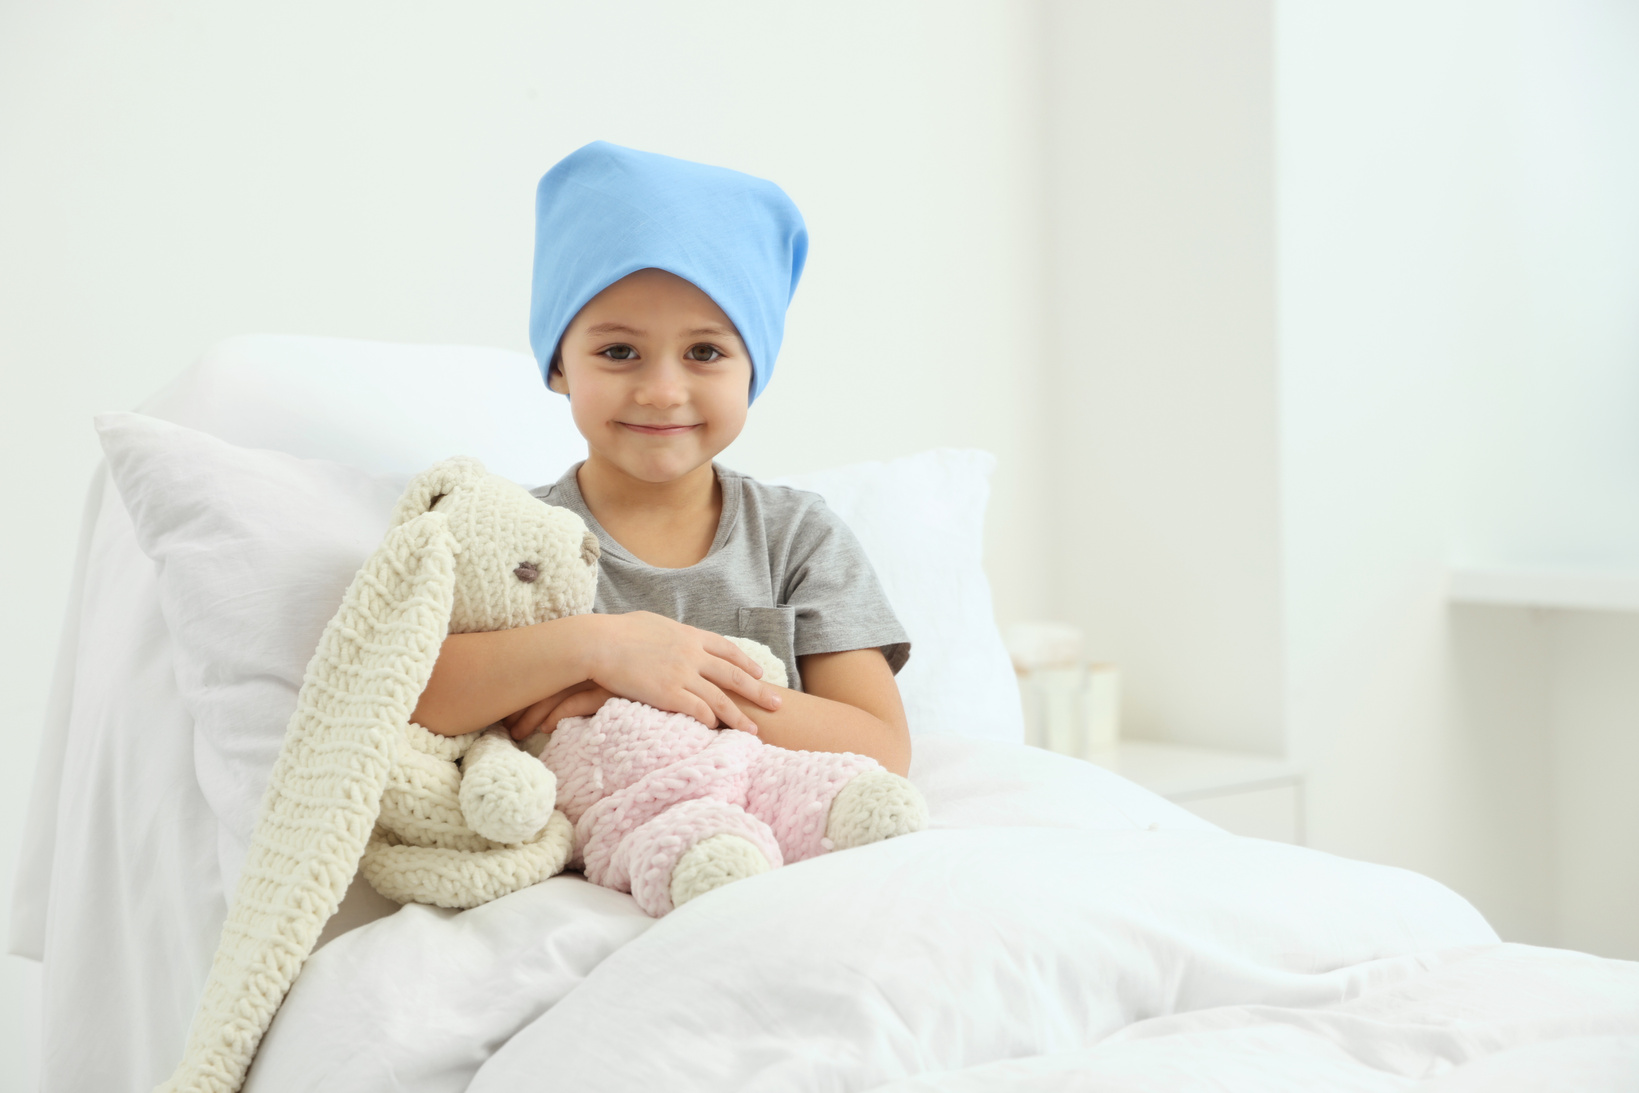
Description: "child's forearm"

(730, 689), (912, 777)
(412, 615), (598, 735)
(419, 612), (780, 738)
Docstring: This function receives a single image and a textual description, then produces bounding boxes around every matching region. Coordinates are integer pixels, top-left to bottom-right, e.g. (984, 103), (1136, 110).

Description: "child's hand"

(586, 611), (782, 734)
(505, 681), (610, 740)
(504, 682), (618, 740)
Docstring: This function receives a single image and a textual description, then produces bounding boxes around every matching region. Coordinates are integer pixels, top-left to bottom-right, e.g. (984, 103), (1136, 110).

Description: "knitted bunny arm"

(156, 513), (458, 1093)
(459, 727), (558, 844)
(576, 729), (763, 889)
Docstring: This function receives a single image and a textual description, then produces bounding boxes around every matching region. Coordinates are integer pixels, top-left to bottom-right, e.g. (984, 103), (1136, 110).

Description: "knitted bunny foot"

(361, 811), (574, 909)
(670, 834), (772, 909)
(825, 770), (929, 851)
(617, 798), (783, 916)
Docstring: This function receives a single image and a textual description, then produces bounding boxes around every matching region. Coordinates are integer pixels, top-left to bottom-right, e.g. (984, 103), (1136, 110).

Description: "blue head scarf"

(529, 141), (808, 404)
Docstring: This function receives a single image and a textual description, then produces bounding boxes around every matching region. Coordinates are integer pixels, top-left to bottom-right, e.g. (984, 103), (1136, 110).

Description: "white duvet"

(244, 739), (1639, 1093)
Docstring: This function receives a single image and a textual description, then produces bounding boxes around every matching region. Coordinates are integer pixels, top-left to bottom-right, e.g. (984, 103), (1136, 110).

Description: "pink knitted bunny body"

(542, 697), (927, 916)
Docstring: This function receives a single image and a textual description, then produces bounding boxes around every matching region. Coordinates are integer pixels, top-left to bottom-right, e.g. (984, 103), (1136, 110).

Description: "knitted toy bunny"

(356, 459), (602, 909)
(542, 643), (929, 917)
(160, 456), (599, 1093)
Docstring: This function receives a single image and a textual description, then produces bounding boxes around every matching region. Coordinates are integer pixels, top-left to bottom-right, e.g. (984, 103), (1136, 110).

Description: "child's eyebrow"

(582, 321), (737, 339)
(585, 321), (645, 336)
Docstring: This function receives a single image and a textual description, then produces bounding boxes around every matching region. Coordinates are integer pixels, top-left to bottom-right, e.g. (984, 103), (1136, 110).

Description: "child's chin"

(621, 451), (710, 483)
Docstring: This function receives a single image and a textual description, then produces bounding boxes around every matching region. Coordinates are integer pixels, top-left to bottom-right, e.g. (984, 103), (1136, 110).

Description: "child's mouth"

(619, 422), (700, 436)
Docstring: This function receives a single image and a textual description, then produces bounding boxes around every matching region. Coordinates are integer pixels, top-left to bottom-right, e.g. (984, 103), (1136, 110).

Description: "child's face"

(551, 268), (753, 485)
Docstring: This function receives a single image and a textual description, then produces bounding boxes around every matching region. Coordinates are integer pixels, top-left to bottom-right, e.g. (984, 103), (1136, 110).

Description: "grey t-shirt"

(531, 463), (909, 692)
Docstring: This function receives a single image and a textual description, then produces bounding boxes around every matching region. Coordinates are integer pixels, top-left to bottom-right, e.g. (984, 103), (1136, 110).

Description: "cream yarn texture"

(158, 457), (597, 1093)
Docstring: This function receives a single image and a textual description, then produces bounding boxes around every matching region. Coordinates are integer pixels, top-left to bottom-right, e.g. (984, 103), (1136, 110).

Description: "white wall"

(1457, 1), (1639, 958)
(1038, 0), (1639, 957)
(0, 3), (1050, 1086)
(1032, 0), (1572, 945)
(1041, 0), (1284, 754)
(1279, 0), (1639, 955)
(1453, 0), (1639, 572)
(1548, 612), (1639, 959)
(1276, 0), (1509, 916)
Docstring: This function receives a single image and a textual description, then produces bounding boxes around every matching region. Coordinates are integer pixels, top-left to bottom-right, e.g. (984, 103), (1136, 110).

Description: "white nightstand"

(1083, 741), (1305, 844)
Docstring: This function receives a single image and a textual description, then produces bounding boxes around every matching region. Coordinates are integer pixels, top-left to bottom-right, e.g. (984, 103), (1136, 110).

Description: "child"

(411, 142), (911, 776)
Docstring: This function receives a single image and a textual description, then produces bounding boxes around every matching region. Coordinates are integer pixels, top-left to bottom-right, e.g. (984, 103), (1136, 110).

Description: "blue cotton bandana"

(529, 141), (809, 404)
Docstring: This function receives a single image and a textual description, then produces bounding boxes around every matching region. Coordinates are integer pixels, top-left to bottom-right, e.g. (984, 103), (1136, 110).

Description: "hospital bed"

(12, 335), (1639, 1092)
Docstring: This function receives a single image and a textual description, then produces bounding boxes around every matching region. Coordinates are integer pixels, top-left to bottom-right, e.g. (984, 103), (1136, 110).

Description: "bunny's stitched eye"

(514, 562), (540, 583)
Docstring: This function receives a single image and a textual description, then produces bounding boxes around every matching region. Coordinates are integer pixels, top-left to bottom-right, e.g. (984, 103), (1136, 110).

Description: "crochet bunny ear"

(159, 511), (459, 1093)
(390, 455), (488, 528)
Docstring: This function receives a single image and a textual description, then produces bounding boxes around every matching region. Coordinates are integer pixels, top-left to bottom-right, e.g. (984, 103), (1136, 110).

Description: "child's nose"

(634, 361), (688, 407)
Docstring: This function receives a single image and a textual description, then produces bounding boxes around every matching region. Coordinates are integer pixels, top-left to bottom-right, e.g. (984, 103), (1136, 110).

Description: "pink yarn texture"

(542, 698), (878, 915)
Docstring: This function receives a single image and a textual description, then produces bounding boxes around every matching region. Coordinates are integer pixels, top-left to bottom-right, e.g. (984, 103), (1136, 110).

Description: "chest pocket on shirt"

(735, 606), (800, 692)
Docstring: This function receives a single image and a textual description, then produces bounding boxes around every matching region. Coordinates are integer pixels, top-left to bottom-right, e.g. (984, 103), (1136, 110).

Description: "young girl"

(411, 142), (912, 776)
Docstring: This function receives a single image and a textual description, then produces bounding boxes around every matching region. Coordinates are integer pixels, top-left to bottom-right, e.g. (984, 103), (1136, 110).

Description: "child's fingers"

(700, 631), (763, 679)
(543, 688), (613, 734)
(663, 684), (718, 728)
(515, 681), (605, 739)
(702, 658), (782, 712)
(689, 680), (758, 735)
(508, 694), (558, 740)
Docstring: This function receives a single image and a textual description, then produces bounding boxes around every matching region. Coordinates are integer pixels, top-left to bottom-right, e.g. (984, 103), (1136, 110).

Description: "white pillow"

(98, 412), (410, 890)
(139, 333), (587, 484)
(772, 451), (1022, 746)
(101, 415), (1021, 891)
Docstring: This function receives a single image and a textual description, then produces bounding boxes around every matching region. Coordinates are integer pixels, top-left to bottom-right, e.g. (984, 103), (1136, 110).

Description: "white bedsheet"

(16, 470), (226, 1092)
(243, 738), (1639, 1093)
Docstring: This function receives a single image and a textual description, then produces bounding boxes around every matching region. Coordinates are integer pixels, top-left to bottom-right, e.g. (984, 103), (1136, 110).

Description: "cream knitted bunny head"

(390, 455), (600, 634)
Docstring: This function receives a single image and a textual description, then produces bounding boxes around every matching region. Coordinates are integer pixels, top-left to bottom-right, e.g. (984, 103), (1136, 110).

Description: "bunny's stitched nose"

(514, 561), (540, 583)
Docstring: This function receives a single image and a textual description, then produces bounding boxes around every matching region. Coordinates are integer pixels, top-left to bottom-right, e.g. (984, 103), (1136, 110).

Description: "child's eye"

(685, 344), (723, 363)
(601, 345), (637, 361)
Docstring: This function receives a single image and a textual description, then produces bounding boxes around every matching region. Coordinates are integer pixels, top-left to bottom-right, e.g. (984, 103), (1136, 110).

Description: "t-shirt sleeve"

(782, 498), (911, 674)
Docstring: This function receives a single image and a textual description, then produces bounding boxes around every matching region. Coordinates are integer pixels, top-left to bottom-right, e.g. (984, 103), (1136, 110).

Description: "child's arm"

(737, 648), (911, 776)
(412, 611), (782, 737)
(524, 647), (911, 776)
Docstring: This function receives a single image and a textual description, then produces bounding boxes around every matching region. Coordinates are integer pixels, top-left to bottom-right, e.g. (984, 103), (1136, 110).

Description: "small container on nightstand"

(1002, 622), (1305, 844)
(1003, 622), (1120, 757)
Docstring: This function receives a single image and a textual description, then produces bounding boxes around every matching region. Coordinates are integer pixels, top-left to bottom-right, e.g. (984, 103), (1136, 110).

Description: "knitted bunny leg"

(670, 835), (770, 911)
(360, 811), (574, 909)
(615, 799), (783, 917)
(825, 770), (928, 850)
(744, 748), (880, 863)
